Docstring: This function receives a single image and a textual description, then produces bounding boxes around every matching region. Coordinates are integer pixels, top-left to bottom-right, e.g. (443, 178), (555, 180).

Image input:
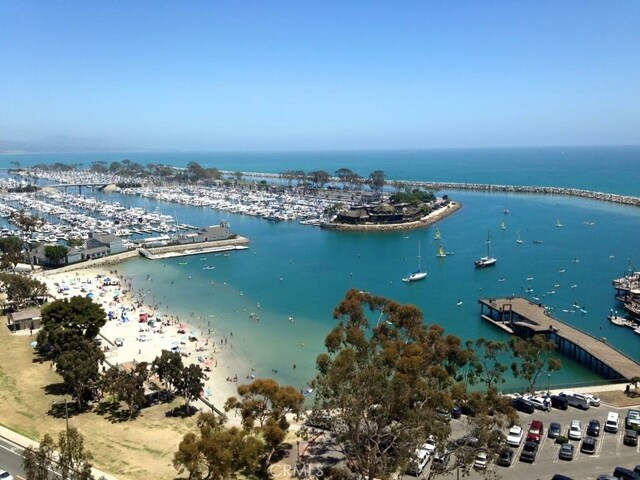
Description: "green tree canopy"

(367, 170), (386, 192)
(56, 339), (105, 409)
(0, 235), (23, 271)
(173, 413), (263, 480)
(101, 362), (148, 418)
(41, 296), (107, 339)
(308, 170), (331, 187)
(152, 349), (184, 393)
(225, 378), (304, 468)
(0, 273), (47, 309)
(178, 363), (205, 410)
(45, 244), (69, 266)
(9, 210), (44, 270)
(509, 334), (562, 393)
(311, 289), (515, 480)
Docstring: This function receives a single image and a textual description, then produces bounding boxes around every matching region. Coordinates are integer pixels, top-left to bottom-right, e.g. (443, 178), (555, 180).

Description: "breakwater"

(397, 181), (640, 207)
(220, 170), (640, 208)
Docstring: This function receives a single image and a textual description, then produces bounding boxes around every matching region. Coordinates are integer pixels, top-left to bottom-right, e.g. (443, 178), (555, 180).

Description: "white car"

(407, 443), (431, 476)
(568, 420), (582, 440)
(583, 393), (601, 407)
(424, 435), (437, 455)
(506, 425), (524, 446)
(628, 409), (640, 426)
(473, 452), (488, 469)
(0, 471), (15, 480)
(526, 395), (551, 411)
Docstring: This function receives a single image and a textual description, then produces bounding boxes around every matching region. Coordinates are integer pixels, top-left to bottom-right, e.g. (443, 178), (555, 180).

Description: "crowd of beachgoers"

(35, 265), (248, 414)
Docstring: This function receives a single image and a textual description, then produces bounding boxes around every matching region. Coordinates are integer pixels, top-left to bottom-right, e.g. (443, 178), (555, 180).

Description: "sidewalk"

(0, 425), (118, 480)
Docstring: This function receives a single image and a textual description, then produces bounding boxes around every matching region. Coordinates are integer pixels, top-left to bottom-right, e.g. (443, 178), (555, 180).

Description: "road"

(0, 437), (27, 479)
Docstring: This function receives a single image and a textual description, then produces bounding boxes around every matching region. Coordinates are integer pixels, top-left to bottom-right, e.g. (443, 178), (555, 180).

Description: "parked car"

(424, 435), (437, 455)
(406, 443), (431, 476)
(451, 434), (480, 449)
(527, 420), (544, 443)
(507, 425), (524, 446)
(581, 435), (597, 454)
(568, 420), (582, 440)
(513, 397), (535, 414)
(519, 441), (538, 463)
(612, 466), (640, 480)
(558, 442), (575, 460)
(473, 452), (488, 470)
(552, 475), (575, 480)
(0, 471), (14, 480)
(550, 394), (569, 410)
(451, 405), (462, 419)
(584, 393), (601, 406)
(626, 409), (640, 428)
(605, 412), (620, 433)
(561, 391), (591, 410)
(623, 429), (638, 447)
(525, 395), (551, 411)
(432, 450), (451, 471)
(596, 475), (617, 480)
(587, 419), (601, 437)
(548, 422), (562, 439)
(497, 448), (515, 467)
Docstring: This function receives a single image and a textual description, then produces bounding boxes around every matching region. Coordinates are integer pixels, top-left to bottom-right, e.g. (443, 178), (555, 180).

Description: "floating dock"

(138, 236), (250, 260)
(480, 297), (640, 381)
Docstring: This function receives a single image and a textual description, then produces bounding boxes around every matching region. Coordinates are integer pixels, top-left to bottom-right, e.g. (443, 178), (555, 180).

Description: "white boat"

(516, 231), (524, 244)
(433, 228), (441, 241)
(500, 220), (506, 230)
(556, 219), (563, 227)
(437, 244), (447, 258)
(403, 242), (427, 282)
(475, 231), (497, 268)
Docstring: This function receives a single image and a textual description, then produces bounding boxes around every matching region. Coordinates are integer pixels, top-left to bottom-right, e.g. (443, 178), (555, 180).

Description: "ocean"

(2, 146), (640, 392)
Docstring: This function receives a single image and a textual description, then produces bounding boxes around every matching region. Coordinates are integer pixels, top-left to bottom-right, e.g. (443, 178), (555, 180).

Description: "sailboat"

(556, 219), (563, 227)
(475, 231), (497, 268)
(500, 220), (506, 230)
(437, 244), (447, 258)
(516, 231), (524, 244)
(433, 228), (441, 241)
(403, 242), (427, 282)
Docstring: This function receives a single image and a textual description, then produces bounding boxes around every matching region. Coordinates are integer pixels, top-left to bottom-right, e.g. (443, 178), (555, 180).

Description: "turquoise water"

(3, 147), (640, 391)
(4, 145), (640, 195)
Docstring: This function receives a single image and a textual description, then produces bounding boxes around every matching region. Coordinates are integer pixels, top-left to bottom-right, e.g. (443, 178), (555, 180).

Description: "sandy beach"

(38, 264), (248, 417)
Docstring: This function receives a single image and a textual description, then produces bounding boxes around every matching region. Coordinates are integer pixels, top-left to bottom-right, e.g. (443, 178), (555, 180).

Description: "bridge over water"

(479, 297), (640, 381)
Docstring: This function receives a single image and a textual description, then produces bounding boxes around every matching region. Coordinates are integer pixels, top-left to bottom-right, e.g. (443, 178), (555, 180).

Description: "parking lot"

(458, 402), (640, 480)
(300, 397), (639, 480)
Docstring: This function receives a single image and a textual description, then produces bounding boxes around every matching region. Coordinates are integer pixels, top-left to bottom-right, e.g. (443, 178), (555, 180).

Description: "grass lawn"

(0, 323), (198, 480)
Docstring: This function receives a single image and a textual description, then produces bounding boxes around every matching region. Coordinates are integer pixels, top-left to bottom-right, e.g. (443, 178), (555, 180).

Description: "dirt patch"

(0, 323), (198, 480)
(598, 389), (640, 408)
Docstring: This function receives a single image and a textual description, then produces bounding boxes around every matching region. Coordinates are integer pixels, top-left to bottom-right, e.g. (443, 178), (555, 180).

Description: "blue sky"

(1, 1), (639, 151)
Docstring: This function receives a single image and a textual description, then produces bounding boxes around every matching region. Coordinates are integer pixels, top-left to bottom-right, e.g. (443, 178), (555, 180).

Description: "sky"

(1, 1), (639, 151)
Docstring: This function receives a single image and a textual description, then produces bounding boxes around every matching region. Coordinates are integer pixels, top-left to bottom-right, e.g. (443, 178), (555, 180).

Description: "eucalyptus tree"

(310, 289), (515, 480)
(509, 334), (562, 393)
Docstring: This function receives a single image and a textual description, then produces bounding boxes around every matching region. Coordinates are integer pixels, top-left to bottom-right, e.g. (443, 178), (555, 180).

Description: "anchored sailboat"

(475, 231), (497, 268)
(403, 242), (427, 282)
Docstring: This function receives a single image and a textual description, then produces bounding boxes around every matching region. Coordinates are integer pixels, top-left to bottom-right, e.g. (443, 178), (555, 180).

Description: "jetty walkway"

(480, 297), (640, 381)
(220, 170), (640, 208)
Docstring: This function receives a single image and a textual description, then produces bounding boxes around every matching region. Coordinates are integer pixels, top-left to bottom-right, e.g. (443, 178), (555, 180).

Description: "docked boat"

(403, 242), (427, 282)
(475, 231), (497, 268)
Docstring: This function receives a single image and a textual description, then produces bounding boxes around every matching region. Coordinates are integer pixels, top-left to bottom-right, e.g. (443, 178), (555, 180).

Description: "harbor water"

(2, 146), (640, 392)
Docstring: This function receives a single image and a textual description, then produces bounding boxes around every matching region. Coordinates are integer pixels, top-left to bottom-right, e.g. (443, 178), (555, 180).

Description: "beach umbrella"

(30, 341), (38, 348)
(86, 293), (94, 299)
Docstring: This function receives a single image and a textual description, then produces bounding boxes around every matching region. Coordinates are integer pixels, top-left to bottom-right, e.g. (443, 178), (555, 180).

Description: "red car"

(527, 420), (544, 443)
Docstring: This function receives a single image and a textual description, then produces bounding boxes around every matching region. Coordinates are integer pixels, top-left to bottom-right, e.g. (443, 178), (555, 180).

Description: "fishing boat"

(403, 242), (427, 282)
(475, 231), (497, 268)
(433, 228), (441, 241)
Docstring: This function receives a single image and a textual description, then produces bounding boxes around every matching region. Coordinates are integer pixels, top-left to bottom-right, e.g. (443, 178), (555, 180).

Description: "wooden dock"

(480, 297), (640, 381)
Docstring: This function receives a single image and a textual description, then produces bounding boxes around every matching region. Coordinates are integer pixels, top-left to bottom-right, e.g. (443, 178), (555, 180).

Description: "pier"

(138, 236), (250, 260)
(479, 297), (640, 381)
